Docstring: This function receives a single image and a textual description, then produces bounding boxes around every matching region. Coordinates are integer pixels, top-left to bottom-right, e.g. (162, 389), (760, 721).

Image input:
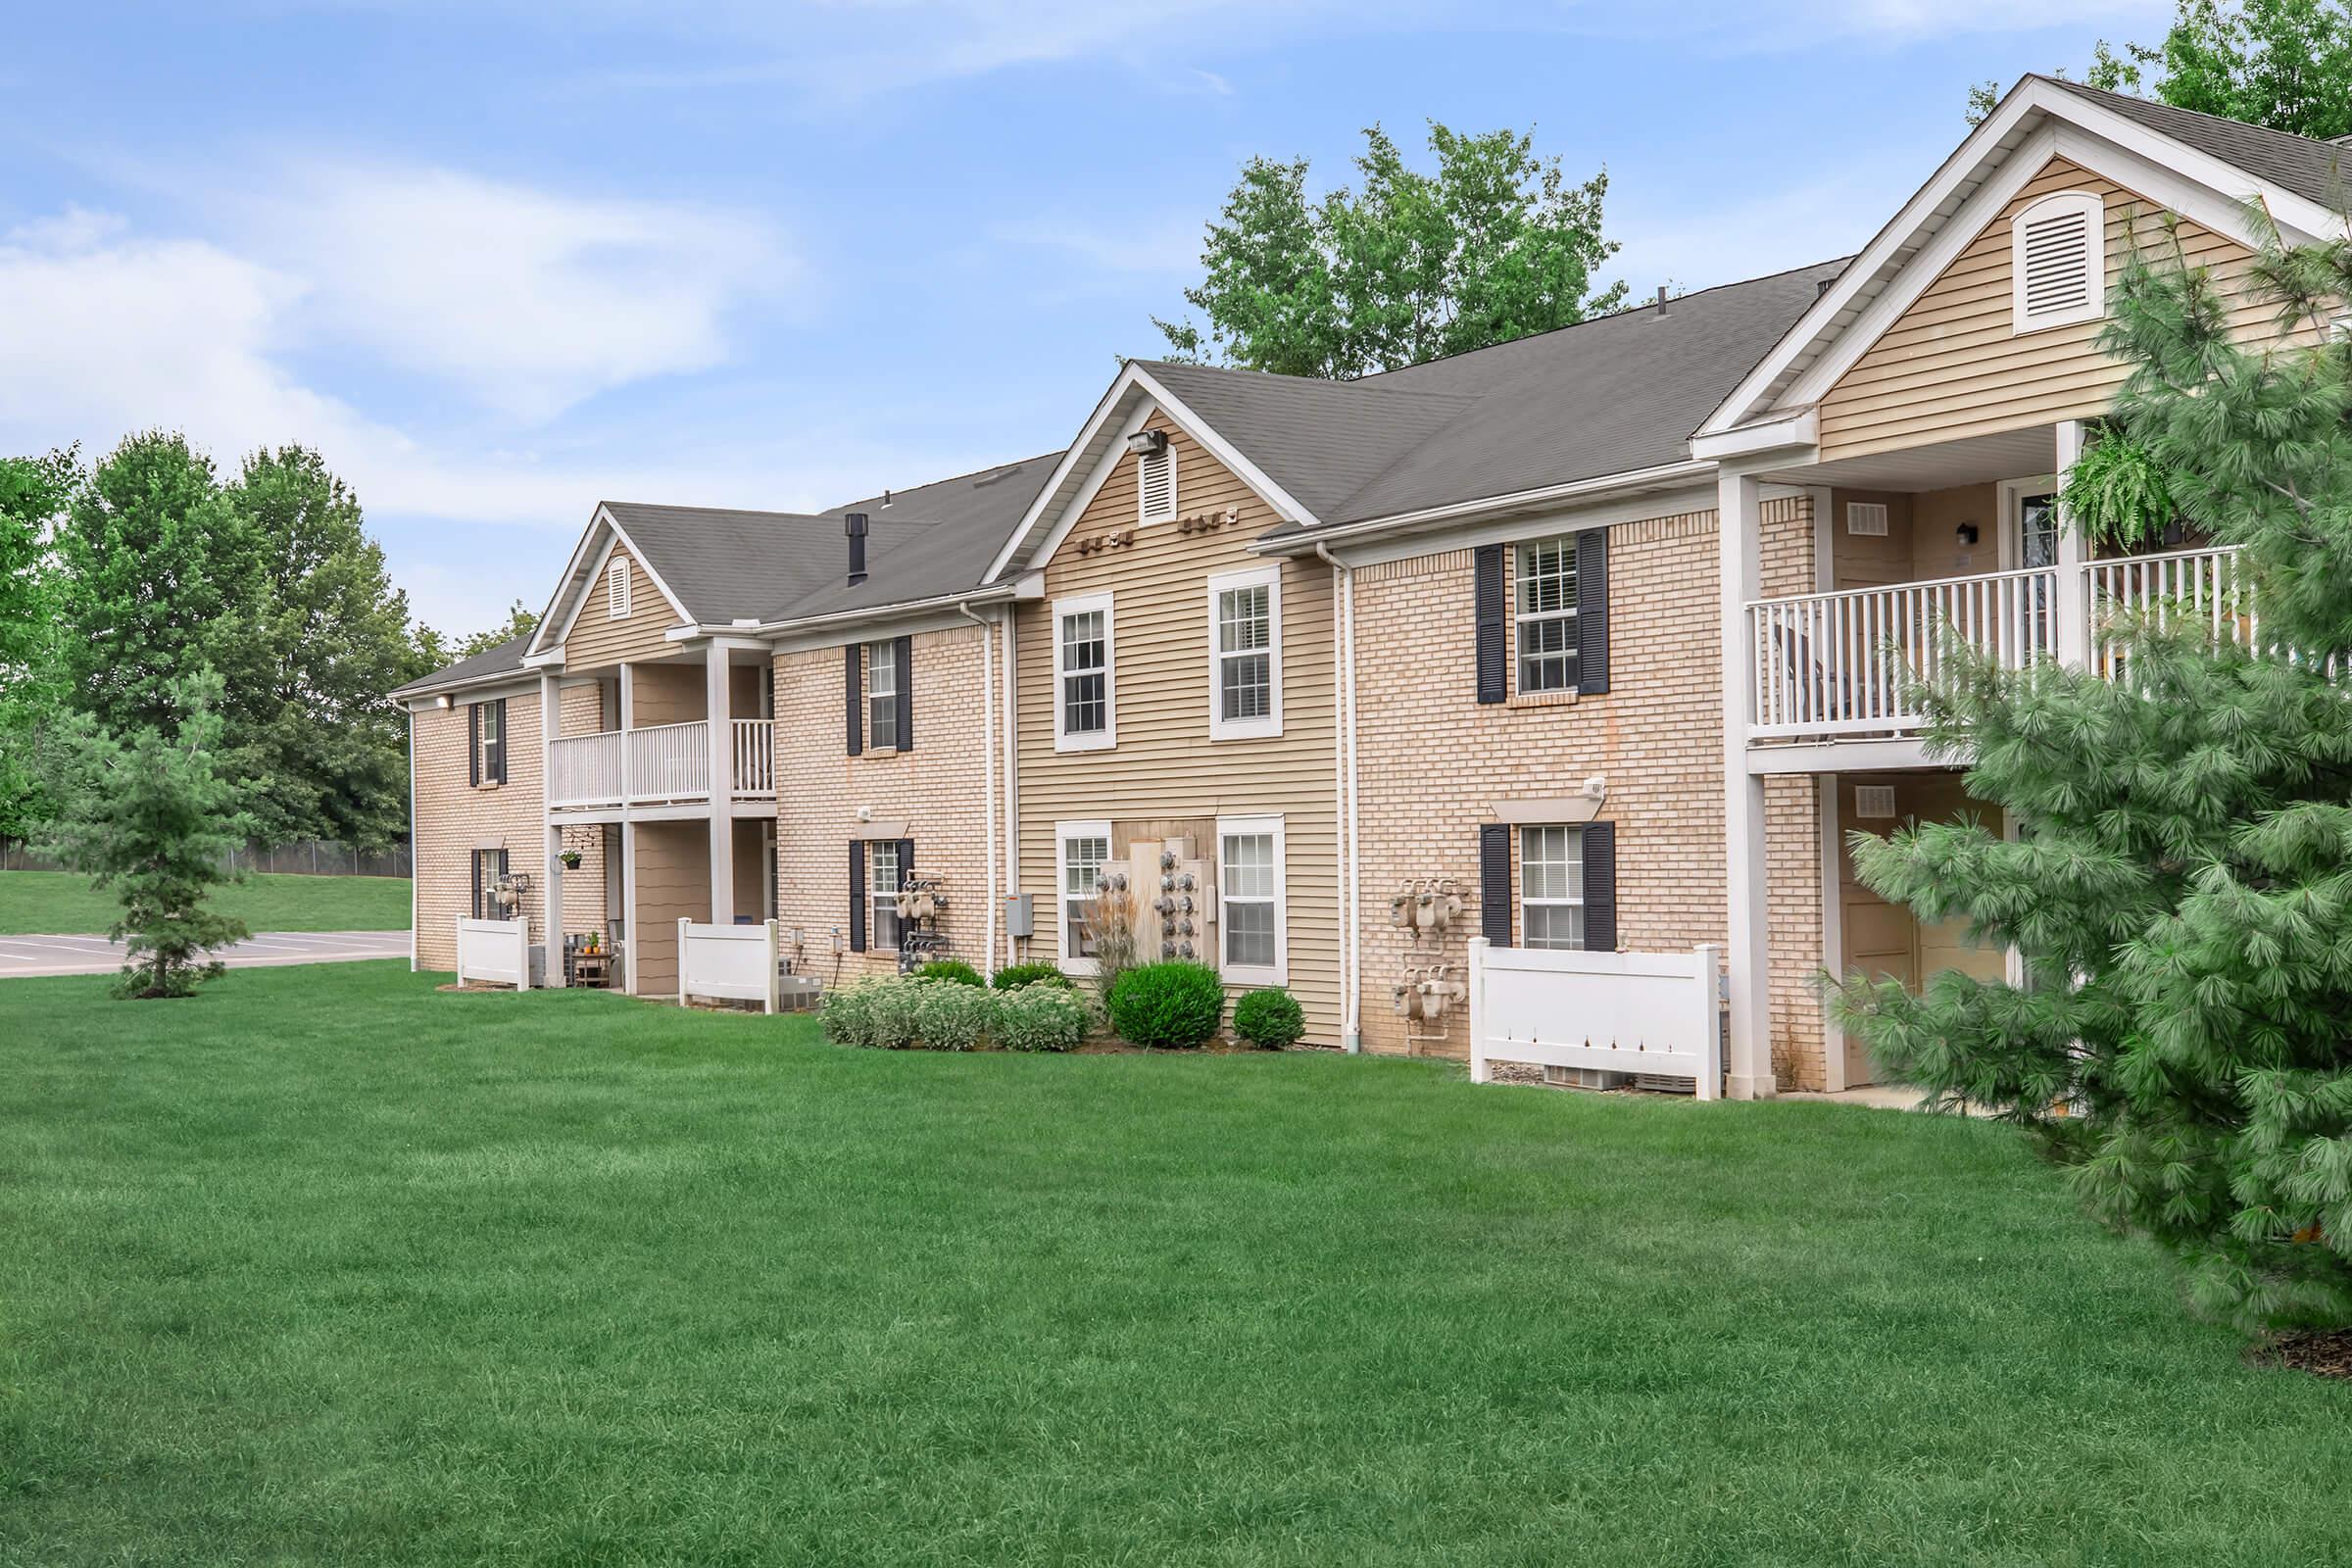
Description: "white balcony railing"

(1746, 545), (2247, 743)
(731, 718), (775, 795)
(548, 729), (625, 808)
(627, 720), (710, 801)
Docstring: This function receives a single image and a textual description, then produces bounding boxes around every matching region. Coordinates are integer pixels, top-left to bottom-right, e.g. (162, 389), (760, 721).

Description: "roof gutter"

(1251, 458), (1717, 557)
(390, 665), (541, 705)
(740, 573), (1039, 638)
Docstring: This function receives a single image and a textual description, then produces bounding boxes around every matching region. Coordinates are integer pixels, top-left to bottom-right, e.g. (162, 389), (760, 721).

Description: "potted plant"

(558, 849), (582, 869)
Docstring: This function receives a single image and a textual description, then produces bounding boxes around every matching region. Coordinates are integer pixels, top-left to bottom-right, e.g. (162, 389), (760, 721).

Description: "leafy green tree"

(0, 448), (78, 843)
(1970, 0), (2352, 136)
(42, 671), (251, 999)
(55, 432), (266, 739)
(226, 446), (418, 850)
(1156, 122), (1626, 379)
(1830, 216), (2352, 1331)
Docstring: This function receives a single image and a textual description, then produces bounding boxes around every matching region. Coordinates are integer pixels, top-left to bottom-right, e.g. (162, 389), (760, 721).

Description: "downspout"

(1314, 542), (1362, 1053)
(999, 608), (1021, 961)
(957, 601), (1000, 974)
(407, 707), (418, 972)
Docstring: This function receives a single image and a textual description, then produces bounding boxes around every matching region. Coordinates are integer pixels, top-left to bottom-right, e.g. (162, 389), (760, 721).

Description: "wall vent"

(2012, 191), (2104, 332)
(1854, 784), (1898, 819)
(606, 557), (630, 619)
(1138, 444), (1175, 522)
(1845, 502), (1889, 537)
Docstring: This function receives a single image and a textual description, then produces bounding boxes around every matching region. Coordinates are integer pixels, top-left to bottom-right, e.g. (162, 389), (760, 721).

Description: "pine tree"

(1832, 216), (2352, 1331)
(41, 672), (251, 999)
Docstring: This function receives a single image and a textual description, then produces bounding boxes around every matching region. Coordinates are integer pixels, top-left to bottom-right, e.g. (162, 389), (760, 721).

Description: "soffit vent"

(1845, 502), (1889, 537)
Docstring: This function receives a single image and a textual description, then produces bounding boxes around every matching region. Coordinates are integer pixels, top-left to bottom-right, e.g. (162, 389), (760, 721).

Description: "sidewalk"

(0, 930), (410, 979)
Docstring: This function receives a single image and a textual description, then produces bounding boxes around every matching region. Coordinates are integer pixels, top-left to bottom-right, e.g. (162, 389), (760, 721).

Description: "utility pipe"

(956, 601), (1000, 973)
(1314, 541), (1362, 1052)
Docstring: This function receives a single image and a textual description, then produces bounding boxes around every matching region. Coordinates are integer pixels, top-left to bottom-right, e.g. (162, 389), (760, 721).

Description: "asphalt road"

(0, 930), (411, 979)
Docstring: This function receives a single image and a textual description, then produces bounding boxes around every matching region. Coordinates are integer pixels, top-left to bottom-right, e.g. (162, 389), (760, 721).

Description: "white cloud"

(208, 160), (798, 423)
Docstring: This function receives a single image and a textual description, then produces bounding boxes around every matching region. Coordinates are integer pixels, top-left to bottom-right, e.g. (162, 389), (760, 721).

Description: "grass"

(0, 869), (410, 934)
(2, 963), (2344, 1566)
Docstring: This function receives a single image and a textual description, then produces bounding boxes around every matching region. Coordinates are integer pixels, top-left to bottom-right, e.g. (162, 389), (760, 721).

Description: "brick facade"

(412, 686), (549, 973)
(772, 622), (998, 988)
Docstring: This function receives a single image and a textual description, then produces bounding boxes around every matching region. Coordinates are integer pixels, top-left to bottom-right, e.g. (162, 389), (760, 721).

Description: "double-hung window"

(469, 848), (510, 921)
(868, 839), (903, 951)
(1520, 825), (1586, 950)
(1054, 594), (1114, 752)
(1216, 813), (1286, 984)
(865, 640), (900, 751)
(1206, 565), (1282, 740)
(1515, 535), (1579, 694)
(1055, 822), (1111, 972)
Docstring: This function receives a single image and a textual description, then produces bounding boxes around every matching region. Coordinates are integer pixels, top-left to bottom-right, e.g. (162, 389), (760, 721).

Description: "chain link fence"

(0, 837), (413, 877)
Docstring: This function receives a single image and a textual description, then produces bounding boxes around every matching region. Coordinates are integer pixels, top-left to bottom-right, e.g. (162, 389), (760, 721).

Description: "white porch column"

(620, 820), (639, 996)
(2053, 419), (2089, 669)
(540, 672), (564, 967)
(1719, 467), (1775, 1100)
(706, 651), (734, 925)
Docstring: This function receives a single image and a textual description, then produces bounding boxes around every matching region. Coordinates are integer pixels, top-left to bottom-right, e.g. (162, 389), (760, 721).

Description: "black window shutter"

(1576, 528), (1610, 695)
(1474, 544), (1507, 704)
(1582, 822), (1618, 953)
(894, 634), (913, 753)
(848, 842), (866, 952)
(1479, 823), (1512, 946)
(493, 698), (510, 782)
(469, 850), (481, 918)
(844, 644), (863, 757)
(468, 703), (481, 787)
(896, 839), (913, 887)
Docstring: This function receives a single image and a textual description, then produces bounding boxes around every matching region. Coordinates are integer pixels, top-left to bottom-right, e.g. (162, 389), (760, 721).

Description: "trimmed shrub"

(990, 960), (1073, 992)
(916, 958), (986, 987)
(1232, 988), (1305, 1050)
(865, 979), (927, 1050)
(1105, 960), (1225, 1050)
(994, 984), (1091, 1052)
(913, 979), (997, 1051)
(819, 983), (877, 1049)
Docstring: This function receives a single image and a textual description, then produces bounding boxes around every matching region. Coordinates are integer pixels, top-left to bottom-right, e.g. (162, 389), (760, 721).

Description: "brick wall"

(412, 687), (548, 973)
(773, 622), (996, 988)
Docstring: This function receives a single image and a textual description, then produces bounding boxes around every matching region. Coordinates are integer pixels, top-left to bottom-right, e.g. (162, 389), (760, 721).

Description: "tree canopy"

(0, 449), (77, 842)
(1970, 0), (2352, 137)
(1155, 122), (1626, 380)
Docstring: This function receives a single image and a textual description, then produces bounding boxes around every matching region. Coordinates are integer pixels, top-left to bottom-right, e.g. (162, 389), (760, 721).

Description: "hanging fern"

(2061, 431), (2180, 549)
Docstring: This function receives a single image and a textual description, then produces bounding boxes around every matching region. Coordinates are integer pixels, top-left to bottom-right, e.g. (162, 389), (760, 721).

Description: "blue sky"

(1, 2), (2167, 638)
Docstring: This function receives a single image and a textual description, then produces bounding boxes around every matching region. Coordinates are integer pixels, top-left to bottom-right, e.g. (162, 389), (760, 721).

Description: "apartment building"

(395, 76), (2334, 1096)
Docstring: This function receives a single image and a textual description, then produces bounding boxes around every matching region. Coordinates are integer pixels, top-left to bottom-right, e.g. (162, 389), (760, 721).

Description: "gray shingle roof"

(2036, 75), (2350, 208)
(390, 631), (534, 700)
(765, 452), (1059, 620)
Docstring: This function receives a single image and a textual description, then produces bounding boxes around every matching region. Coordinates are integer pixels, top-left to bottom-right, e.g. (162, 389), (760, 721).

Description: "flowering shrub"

(994, 984), (1091, 1052)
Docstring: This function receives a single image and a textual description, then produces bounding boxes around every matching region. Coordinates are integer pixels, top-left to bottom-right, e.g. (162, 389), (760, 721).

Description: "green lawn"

(2, 964), (2343, 1565)
(0, 869), (410, 934)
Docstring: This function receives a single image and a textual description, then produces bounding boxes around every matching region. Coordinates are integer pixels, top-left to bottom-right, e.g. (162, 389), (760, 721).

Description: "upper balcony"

(1746, 543), (2251, 747)
(548, 718), (776, 809)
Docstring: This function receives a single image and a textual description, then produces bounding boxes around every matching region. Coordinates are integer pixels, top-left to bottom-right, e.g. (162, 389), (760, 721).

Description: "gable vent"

(1845, 502), (1889, 537)
(1137, 443), (1175, 522)
(607, 557), (630, 619)
(2012, 191), (2103, 333)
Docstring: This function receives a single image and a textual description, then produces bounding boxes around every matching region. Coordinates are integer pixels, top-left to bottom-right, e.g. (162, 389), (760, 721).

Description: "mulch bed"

(2250, 1328), (2352, 1380)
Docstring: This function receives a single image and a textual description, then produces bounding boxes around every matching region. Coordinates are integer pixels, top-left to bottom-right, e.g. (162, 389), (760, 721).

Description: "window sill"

(1054, 733), (1116, 755)
(1505, 688), (1580, 710)
(1219, 964), (1287, 989)
(1057, 956), (1101, 978)
(1208, 720), (1283, 743)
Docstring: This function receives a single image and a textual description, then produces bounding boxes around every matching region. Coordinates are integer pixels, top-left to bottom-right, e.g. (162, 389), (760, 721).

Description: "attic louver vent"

(2012, 191), (2103, 333)
(1845, 502), (1889, 537)
(607, 558), (630, 619)
(1138, 445), (1175, 522)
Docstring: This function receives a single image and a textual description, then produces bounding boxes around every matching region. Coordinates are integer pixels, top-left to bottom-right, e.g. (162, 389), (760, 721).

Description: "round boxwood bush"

(1231, 988), (1304, 1050)
(916, 958), (986, 987)
(990, 960), (1072, 992)
(1105, 960), (1225, 1049)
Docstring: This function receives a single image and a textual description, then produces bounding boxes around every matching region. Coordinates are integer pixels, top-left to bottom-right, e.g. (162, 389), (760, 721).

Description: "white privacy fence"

(1467, 937), (1722, 1100)
(678, 918), (782, 1011)
(456, 916), (533, 990)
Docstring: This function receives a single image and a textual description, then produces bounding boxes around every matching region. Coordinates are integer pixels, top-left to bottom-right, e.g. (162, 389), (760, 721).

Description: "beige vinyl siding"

(1013, 413), (1342, 1044)
(1819, 156), (2274, 462)
(626, 661), (705, 726)
(561, 550), (685, 668)
(629, 819), (710, 997)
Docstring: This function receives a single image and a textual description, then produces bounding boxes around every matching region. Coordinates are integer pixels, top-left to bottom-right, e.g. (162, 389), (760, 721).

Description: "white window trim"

(865, 639), (899, 750)
(1205, 564), (1283, 741)
(868, 839), (903, 952)
(606, 557), (630, 619)
(1054, 819), (1113, 976)
(1052, 592), (1117, 754)
(2010, 189), (2105, 334)
(1511, 534), (1581, 697)
(1519, 823), (1587, 952)
(1138, 442), (1176, 524)
(1215, 812), (1288, 987)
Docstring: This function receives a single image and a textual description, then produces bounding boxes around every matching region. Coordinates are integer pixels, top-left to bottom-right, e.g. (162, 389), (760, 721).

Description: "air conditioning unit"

(1544, 1064), (1630, 1092)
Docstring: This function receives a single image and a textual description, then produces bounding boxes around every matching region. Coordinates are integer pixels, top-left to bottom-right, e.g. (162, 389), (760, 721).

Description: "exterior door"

(2018, 491), (2059, 658)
